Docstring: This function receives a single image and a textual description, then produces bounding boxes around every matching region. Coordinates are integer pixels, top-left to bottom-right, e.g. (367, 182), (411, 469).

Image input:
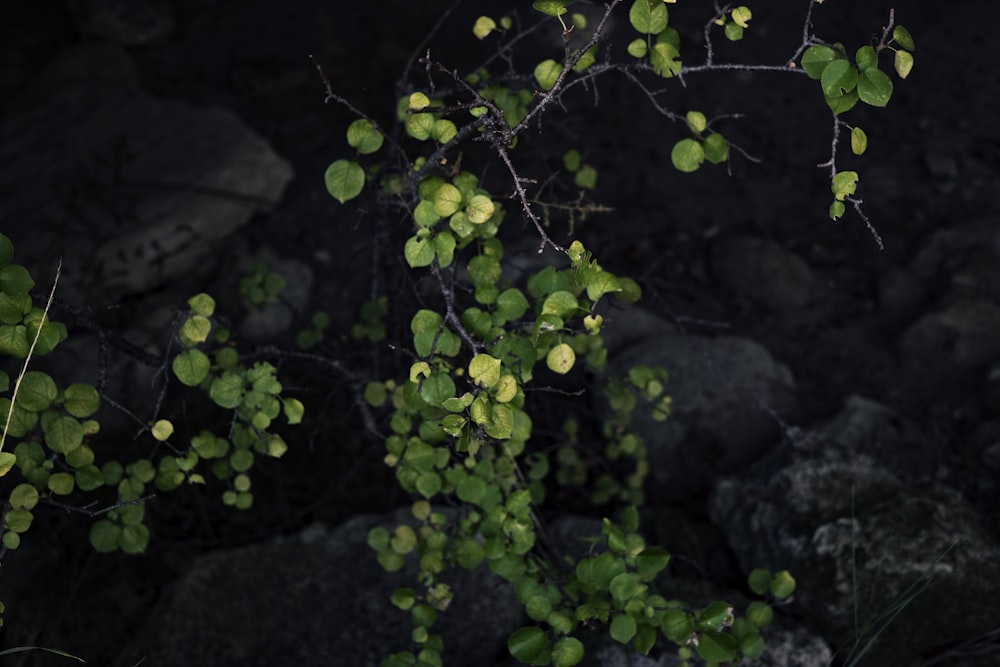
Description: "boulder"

(710, 396), (1000, 665)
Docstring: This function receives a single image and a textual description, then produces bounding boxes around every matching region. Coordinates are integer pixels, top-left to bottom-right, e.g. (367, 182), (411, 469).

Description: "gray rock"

(710, 395), (1000, 666)
(602, 308), (799, 502)
(0, 57), (293, 299)
(709, 236), (817, 310)
(115, 509), (522, 667)
(900, 298), (1000, 374)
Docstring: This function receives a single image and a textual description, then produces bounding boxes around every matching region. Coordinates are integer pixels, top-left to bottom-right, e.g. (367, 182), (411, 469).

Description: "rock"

(709, 236), (817, 310)
(69, 0), (174, 46)
(709, 396), (1000, 665)
(602, 308), (799, 502)
(900, 298), (1000, 374)
(115, 509), (522, 667)
(0, 55), (293, 299)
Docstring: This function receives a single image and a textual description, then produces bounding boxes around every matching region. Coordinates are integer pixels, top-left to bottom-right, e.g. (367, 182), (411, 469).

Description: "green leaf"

(433, 183), (463, 217)
(671, 138), (704, 172)
(120, 523), (149, 554)
(534, 59), (561, 91)
(661, 609), (693, 644)
(282, 397), (304, 424)
(551, 636), (584, 667)
(858, 67), (893, 107)
(431, 119), (458, 144)
(416, 471), (442, 499)
(409, 92), (430, 111)
(0, 324), (29, 358)
(801, 45), (837, 79)
(495, 288), (529, 321)
(532, 0), (567, 17)
(703, 132), (728, 164)
(572, 45), (598, 72)
(747, 569), (772, 596)
(172, 348), (210, 386)
(4, 507), (32, 532)
(346, 119), (384, 154)
(629, 0), (668, 34)
(469, 354), (502, 388)
(48, 471), (75, 495)
(633, 623), (656, 655)
(210, 372), (245, 409)
(584, 271), (620, 302)
(849, 126), (868, 155)
(433, 230), (457, 267)
(627, 38), (648, 58)
(473, 16), (497, 39)
(610, 614), (637, 644)
(609, 572), (644, 603)
(457, 476), (487, 504)
(188, 292), (215, 317)
(893, 25), (915, 51)
(468, 255), (502, 288)
(0, 265), (34, 296)
(769, 569), (796, 598)
(546, 343), (576, 375)
(180, 314), (211, 346)
(404, 235), (436, 268)
(407, 113), (435, 140)
(724, 22), (744, 41)
(324, 159), (365, 204)
(895, 49), (914, 79)
(151, 419), (173, 442)
(746, 600), (774, 628)
(698, 601), (734, 630)
(0, 293), (30, 325)
(466, 194), (495, 224)
(9, 483), (39, 510)
(575, 165), (597, 189)
(542, 291), (578, 318)
(825, 89), (858, 114)
(0, 451), (15, 477)
(855, 45), (877, 72)
(90, 519), (121, 553)
(696, 630), (736, 662)
(0, 233), (12, 268)
(636, 546), (670, 581)
(44, 415), (83, 454)
(15, 371), (57, 411)
(832, 170), (859, 201)
(686, 110), (706, 134)
(420, 372), (456, 406)
(731, 6), (752, 28)
(649, 42), (681, 77)
(508, 627), (548, 663)
(821, 60), (858, 96)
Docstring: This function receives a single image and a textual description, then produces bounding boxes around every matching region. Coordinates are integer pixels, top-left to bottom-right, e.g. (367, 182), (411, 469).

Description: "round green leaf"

(230, 448), (254, 473)
(15, 371), (57, 411)
(895, 49), (914, 79)
(532, 0), (567, 17)
(574, 165), (597, 189)
(408, 92), (430, 110)
(636, 546), (670, 581)
(187, 292), (215, 317)
(431, 119), (457, 144)
(704, 132), (728, 164)
(534, 59), (560, 91)
(420, 372), (456, 407)
(610, 614), (637, 644)
(433, 183), (463, 217)
(173, 348), (211, 387)
(0, 265), (34, 296)
(3, 531), (20, 549)
(0, 324), (28, 358)
(120, 523), (150, 554)
(415, 471), (442, 499)
(821, 60), (858, 97)
(731, 6), (752, 28)
(627, 38), (647, 58)
(0, 451), (15, 476)
(495, 288), (529, 321)
(90, 519), (121, 553)
(404, 235), (436, 268)
(151, 419), (174, 441)
(724, 22), (744, 41)
(686, 110), (706, 134)
(473, 15), (496, 40)
(9, 483), (39, 510)
(546, 343), (575, 375)
(44, 415), (83, 453)
(629, 0), (668, 34)
(825, 89), (859, 115)
(508, 627), (548, 663)
(210, 372), (245, 409)
(4, 508), (32, 533)
(695, 630), (736, 662)
(48, 471), (75, 495)
(746, 600), (774, 628)
(324, 159), (365, 204)
(855, 45), (877, 72)
(858, 67), (893, 107)
(671, 138), (704, 173)
(661, 609), (693, 644)
(551, 636), (584, 667)
(413, 200), (440, 228)
(466, 194), (495, 224)
(63, 383), (100, 418)
(179, 314), (211, 346)
(747, 568), (771, 596)
(0, 292), (30, 325)
(346, 119), (384, 154)
(469, 354), (502, 388)
(832, 170), (859, 201)
(406, 113), (435, 140)
(801, 45), (837, 79)
(75, 465), (104, 491)
(282, 397), (304, 424)
(456, 476), (487, 504)
(769, 569), (796, 598)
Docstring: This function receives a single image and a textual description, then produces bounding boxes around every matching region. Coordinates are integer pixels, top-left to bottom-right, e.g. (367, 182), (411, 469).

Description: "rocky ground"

(1, 0), (999, 665)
